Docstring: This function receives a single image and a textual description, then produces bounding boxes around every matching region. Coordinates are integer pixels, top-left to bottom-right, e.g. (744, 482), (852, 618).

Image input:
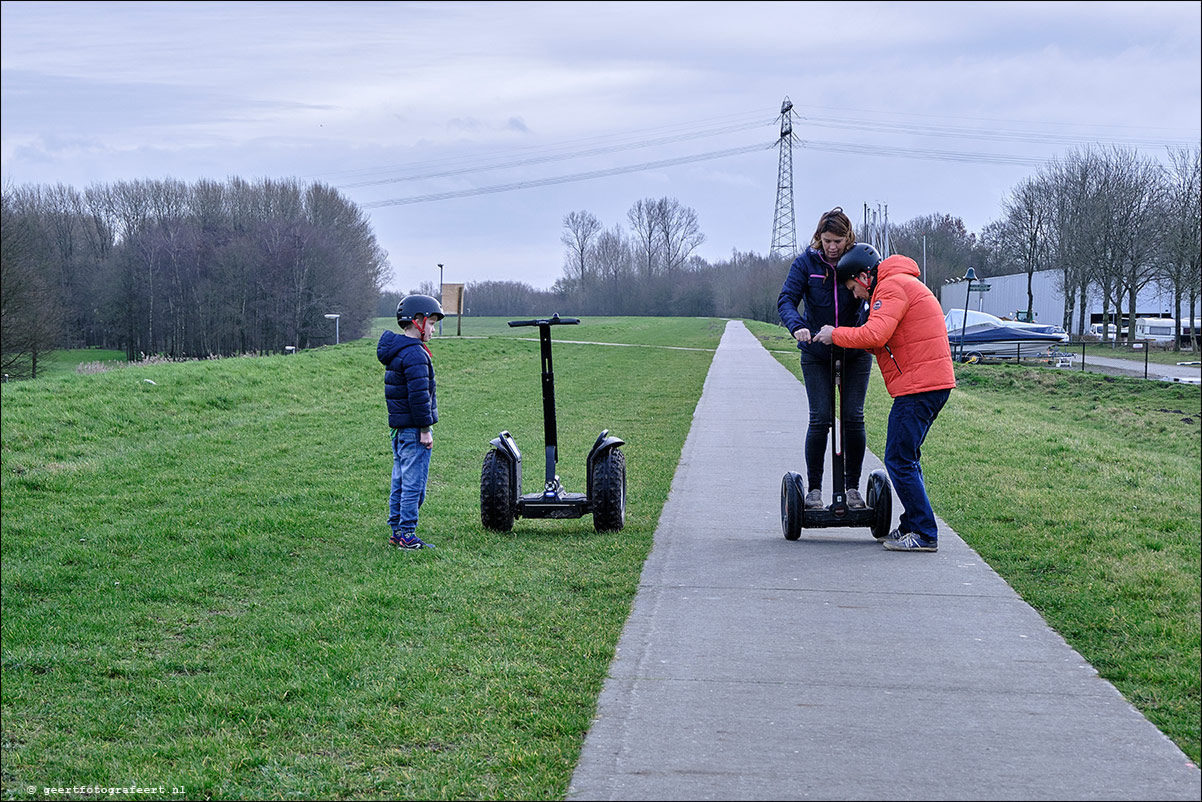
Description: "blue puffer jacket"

(777, 246), (869, 359)
(377, 331), (437, 429)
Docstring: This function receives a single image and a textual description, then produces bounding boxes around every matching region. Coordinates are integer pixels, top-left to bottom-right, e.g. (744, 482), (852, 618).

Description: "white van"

(1088, 323), (1118, 337)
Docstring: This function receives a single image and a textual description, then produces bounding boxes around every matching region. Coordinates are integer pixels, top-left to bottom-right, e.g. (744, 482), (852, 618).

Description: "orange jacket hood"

(877, 254), (921, 282)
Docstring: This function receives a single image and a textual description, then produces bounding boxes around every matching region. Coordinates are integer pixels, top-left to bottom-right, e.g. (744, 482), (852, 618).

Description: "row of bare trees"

(985, 145), (1200, 342)
(2, 178), (388, 378)
(456, 247), (787, 324)
(554, 197), (708, 315)
(533, 147), (1200, 348)
(11, 145), (1194, 381)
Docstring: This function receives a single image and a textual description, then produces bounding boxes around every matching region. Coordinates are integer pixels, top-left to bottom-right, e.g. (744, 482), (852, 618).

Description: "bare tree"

(1162, 146), (1201, 351)
(888, 213), (977, 289)
(627, 198), (662, 279)
(587, 224), (635, 314)
(560, 210), (602, 290)
(1000, 177), (1053, 321)
(977, 219), (1020, 278)
(1, 189), (62, 379)
(655, 198), (706, 277)
(1106, 148), (1167, 343)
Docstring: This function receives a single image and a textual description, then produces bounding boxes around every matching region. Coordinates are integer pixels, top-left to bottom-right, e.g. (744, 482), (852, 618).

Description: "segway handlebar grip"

(508, 314), (580, 328)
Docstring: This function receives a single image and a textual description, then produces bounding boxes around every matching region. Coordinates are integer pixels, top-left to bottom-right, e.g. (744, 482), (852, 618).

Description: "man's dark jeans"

(885, 387), (951, 541)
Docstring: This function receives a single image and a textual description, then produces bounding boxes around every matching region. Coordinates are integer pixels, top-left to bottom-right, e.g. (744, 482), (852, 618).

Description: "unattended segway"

(480, 314), (627, 533)
(781, 242), (893, 542)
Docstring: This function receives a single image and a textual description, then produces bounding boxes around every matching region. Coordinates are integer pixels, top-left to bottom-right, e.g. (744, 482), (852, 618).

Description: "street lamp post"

(437, 263), (444, 337)
(324, 313), (341, 345)
(957, 268), (977, 363)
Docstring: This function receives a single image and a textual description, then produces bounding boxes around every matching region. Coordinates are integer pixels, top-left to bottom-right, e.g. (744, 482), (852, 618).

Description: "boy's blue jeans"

(884, 388), (951, 541)
(389, 428), (430, 536)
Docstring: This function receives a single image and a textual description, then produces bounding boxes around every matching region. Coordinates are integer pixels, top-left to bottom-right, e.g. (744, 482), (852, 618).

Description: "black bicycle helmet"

(835, 243), (883, 284)
(396, 294), (445, 327)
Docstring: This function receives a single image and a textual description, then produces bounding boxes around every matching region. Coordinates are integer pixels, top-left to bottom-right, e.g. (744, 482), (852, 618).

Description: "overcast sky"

(3, 1), (1200, 294)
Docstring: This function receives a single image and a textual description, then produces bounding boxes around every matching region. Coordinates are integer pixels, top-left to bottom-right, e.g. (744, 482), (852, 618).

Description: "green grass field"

(1, 317), (723, 800)
(3, 316), (1198, 800)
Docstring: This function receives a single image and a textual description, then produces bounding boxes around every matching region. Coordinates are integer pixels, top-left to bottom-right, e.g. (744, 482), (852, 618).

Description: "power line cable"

(338, 119), (767, 188)
(361, 142), (775, 208)
(319, 108), (771, 183)
(797, 114), (1197, 149)
(789, 102), (1201, 141)
(798, 139), (1054, 167)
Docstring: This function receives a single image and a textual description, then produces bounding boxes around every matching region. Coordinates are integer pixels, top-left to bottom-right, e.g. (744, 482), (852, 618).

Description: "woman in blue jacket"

(776, 207), (872, 511)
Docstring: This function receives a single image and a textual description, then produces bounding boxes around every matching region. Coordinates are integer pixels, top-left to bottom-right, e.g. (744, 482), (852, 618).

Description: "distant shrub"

(75, 352), (268, 375)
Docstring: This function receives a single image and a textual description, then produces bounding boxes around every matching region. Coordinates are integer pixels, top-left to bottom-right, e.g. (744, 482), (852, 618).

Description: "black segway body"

(480, 315), (626, 533)
(781, 348), (892, 542)
(782, 468), (891, 541)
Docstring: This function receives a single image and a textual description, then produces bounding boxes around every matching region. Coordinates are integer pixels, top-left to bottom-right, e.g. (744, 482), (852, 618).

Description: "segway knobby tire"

(866, 469), (893, 540)
(591, 448), (626, 532)
(781, 471), (804, 541)
(480, 449), (515, 532)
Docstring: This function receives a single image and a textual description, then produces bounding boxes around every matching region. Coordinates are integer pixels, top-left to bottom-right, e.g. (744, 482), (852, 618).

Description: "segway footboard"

(519, 492), (589, 519)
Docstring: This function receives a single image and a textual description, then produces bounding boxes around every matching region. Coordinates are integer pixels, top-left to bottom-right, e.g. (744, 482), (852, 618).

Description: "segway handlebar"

(508, 314), (580, 328)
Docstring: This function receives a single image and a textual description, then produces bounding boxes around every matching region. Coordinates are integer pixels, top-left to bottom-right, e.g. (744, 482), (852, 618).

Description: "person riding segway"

(781, 243), (894, 542)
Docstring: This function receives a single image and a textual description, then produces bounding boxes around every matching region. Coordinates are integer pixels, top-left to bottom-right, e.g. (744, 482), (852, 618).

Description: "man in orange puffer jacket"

(815, 245), (955, 552)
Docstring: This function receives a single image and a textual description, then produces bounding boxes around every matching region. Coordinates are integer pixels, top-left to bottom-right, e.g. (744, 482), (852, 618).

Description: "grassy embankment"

(2, 317), (720, 800)
(2, 315), (1197, 800)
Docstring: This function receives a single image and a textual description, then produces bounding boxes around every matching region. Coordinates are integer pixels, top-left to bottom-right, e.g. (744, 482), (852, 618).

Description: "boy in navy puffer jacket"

(377, 295), (444, 549)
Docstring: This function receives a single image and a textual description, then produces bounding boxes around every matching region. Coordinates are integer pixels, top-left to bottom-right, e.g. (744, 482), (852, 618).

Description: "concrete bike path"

(567, 320), (1199, 801)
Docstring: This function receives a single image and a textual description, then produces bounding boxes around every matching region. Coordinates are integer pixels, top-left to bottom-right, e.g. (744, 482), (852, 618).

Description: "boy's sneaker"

(883, 532), (937, 552)
(804, 489), (824, 509)
(845, 489), (866, 509)
(390, 533), (435, 550)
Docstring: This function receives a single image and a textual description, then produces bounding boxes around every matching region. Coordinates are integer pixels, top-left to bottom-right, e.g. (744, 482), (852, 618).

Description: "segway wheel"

(592, 448), (626, 532)
(781, 471), (804, 541)
(481, 449), (515, 532)
(866, 469), (892, 540)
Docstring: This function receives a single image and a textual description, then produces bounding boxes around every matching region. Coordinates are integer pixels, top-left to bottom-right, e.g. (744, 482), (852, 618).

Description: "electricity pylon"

(770, 97), (797, 260)
(861, 202), (891, 256)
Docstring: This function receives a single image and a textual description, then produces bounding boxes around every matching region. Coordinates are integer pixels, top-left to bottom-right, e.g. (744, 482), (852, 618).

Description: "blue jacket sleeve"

(777, 256), (807, 335)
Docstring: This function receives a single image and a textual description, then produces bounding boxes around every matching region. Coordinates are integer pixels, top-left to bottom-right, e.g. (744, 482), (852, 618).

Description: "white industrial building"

(939, 269), (1195, 332)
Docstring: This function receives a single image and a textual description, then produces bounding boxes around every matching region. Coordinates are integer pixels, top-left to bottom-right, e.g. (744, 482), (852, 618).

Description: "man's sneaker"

(845, 489), (866, 509)
(804, 489), (824, 509)
(390, 533), (435, 550)
(883, 532), (937, 552)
